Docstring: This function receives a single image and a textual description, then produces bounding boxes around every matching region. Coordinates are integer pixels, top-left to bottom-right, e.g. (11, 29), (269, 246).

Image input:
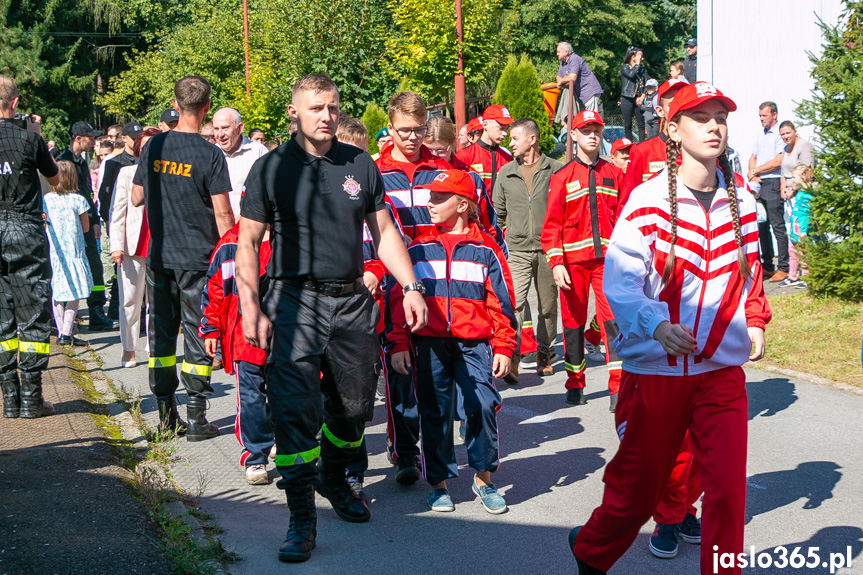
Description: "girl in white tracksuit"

(568, 82), (772, 575)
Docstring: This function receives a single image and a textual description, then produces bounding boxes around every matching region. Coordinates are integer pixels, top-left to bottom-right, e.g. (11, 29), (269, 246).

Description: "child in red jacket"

(200, 223), (273, 486)
(389, 169), (517, 515)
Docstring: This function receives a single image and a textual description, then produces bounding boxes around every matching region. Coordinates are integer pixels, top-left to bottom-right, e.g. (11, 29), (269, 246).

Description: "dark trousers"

(646, 120), (660, 140)
(264, 281), (379, 485)
(83, 230), (105, 308)
(414, 337), (501, 485)
(0, 218), (52, 377)
(620, 96), (645, 142)
(384, 349), (420, 459)
(756, 178), (788, 272)
(146, 267), (213, 400)
(234, 360), (274, 467)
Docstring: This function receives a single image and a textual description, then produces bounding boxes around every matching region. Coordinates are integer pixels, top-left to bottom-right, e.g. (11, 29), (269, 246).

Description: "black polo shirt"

(0, 120), (57, 219)
(56, 147), (98, 226)
(241, 138), (386, 282)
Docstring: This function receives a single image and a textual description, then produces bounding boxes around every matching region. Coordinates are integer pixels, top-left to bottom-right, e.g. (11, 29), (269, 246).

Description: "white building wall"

(697, 0), (845, 160)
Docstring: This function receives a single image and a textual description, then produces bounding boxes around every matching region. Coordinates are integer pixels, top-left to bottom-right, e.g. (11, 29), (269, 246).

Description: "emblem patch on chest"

(342, 175), (362, 200)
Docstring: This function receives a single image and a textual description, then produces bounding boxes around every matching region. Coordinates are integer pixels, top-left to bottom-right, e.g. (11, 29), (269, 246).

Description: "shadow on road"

(748, 526), (863, 574)
(745, 461), (842, 524)
(747, 378), (798, 420)
(501, 447), (606, 505)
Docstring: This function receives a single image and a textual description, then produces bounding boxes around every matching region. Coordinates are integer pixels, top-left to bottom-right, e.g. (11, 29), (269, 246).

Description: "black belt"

(283, 278), (361, 297)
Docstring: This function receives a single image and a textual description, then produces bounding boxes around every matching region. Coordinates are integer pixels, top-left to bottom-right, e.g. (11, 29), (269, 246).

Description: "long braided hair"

(661, 117), (751, 284)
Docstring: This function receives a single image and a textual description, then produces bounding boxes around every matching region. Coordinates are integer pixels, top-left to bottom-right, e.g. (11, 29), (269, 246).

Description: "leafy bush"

(797, 1), (863, 301)
(361, 103), (389, 156)
(492, 55), (555, 153)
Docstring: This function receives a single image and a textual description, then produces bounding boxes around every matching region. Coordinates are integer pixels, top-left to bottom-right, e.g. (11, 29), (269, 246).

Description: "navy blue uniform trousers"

(234, 360), (274, 467)
(414, 336), (502, 485)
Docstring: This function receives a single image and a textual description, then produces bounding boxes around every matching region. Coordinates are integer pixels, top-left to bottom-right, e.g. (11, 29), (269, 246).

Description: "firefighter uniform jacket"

(453, 139), (513, 194)
(620, 133), (669, 208)
(199, 224), (271, 374)
(605, 169), (771, 376)
(388, 222), (518, 359)
(541, 157), (623, 268)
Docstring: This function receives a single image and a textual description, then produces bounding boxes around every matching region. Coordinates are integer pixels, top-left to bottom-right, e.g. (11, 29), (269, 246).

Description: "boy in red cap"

(609, 137), (633, 172)
(568, 82), (770, 575)
(541, 110), (623, 410)
(619, 78), (688, 206)
(388, 169), (517, 515)
(454, 104), (514, 193)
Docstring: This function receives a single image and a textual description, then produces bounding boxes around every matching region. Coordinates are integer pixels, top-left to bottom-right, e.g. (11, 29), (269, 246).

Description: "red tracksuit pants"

(572, 367), (748, 575)
(559, 259), (621, 393)
(654, 431), (703, 524)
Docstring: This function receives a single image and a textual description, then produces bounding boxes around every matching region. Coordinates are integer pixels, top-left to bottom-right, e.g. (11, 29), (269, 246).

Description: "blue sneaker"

(679, 512), (701, 544)
(427, 488), (455, 512)
(472, 477), (507, 514)
(649, 523), (679, 558)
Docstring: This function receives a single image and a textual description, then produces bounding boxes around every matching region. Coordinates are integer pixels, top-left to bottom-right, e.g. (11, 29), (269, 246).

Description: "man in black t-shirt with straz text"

(0, 75), (60, 419)
(131, 76), (235, 440)
(237, 74), (428, 563)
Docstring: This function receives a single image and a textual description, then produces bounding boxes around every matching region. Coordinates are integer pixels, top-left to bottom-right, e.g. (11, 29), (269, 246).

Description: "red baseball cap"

(571, 109), (604, 129)
(610, 138), (634, 155)
(466, 116), (483, 132)
(482, 104), (514, 126)
(656, 78), (688, 101)
(668, 81), (737, 120)
(424, 169), (478, 203)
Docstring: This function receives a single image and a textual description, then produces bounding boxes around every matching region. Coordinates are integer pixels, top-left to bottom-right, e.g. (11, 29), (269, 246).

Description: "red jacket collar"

(414, 221), (486, 245)
(377, 143), (449, 171)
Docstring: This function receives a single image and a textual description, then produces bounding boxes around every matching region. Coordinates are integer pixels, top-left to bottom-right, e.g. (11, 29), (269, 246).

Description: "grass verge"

(761, 292), (863, 388)
(62, 348), (237, 574)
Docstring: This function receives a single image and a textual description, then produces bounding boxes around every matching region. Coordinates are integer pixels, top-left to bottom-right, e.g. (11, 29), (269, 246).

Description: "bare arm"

(754, 153), (783, 175)
(45, 172), (60, 187)
(131, 183), (144, 207)
(211, 192), (236, 236)
(236, 217), (270, 349)
(79, 212), (90, 234)
(366, 208), (428, 331)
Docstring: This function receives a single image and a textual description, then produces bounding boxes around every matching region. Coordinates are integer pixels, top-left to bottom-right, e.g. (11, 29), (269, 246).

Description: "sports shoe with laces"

(246, 464), (270, 485)
(395, 454), (421, 485)
(472, 477), (507, 514)
(427, 488), (455, 512)
(679, 512), (701, 544)
(584, 342), (605, 362)
(649, 523), (680, 558)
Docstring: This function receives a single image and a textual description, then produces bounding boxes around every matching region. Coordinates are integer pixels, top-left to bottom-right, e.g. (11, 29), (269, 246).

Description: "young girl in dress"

(43, 161), (93, 346)
(568, 82), (771, 575)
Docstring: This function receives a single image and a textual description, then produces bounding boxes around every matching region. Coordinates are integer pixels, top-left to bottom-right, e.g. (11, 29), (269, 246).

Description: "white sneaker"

(245, 464), (269, 485)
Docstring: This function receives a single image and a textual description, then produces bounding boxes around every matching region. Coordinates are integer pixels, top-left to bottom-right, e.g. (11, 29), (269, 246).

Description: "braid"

(661, 139), (681, 284)
(718, 153), (752, 280)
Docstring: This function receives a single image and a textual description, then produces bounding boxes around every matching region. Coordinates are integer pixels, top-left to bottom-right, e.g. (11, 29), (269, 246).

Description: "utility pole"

(454, 0), (466, 142)
(242, 0), (251, 96)
(565, 78), (574, 162)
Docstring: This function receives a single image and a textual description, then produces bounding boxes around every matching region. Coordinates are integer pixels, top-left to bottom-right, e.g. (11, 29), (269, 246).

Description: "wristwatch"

(404, 281), (426, 296)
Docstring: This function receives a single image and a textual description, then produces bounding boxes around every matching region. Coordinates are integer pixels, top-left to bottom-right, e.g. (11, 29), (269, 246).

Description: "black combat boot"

(1, 372), (20, 418)
(278, 481), (317, 563)
(185, 394), (219, 442)
(157, 395), (188, 435)
(315, 460), (371, 523)
(88, 306), (114, 332)
(19, 374), (54, 418)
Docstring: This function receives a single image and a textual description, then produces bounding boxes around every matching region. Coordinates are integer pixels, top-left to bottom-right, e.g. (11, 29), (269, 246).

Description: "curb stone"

(746, 361), (863, 396)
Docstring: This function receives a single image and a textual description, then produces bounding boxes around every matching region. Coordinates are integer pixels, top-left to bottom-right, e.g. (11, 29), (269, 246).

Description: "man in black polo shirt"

(56, 121), (115, 332)
(0, 75), (60, 419)
(131, 76), (235, 440)
(237, 73), (428, 563)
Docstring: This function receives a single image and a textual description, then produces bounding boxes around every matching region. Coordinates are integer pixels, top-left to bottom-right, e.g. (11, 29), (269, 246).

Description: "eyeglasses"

(392, 126), (428, 138)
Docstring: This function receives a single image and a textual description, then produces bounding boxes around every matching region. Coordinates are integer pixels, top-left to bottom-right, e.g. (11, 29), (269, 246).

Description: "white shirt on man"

(223, 136), (268, 216)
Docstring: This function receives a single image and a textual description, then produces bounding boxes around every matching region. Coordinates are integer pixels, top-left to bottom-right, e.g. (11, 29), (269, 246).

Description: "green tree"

(508, 0), (687, 112)
(797, 1), (863, 301)
(492, 55), (554, 153)
(361, 102), (390, 155)
(386, 0), (511, 101)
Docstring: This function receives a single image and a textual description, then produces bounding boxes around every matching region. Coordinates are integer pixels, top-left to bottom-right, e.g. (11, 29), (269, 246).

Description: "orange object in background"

(541, 83), (560, 121)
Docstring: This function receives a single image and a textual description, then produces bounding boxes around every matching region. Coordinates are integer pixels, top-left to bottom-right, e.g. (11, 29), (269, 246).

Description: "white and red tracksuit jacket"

(387, 222), (518, 358)
(604, 168), (771, 376)
(541, 157), (623, 267)
(199, 224), (271, 374)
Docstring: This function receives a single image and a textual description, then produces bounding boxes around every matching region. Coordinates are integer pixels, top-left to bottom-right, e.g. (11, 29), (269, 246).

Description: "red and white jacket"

(388, 222), (517, 358)
(604, 169), (771, 376)
(199, 224), (271, 374)
(541, 157), (623, 267)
